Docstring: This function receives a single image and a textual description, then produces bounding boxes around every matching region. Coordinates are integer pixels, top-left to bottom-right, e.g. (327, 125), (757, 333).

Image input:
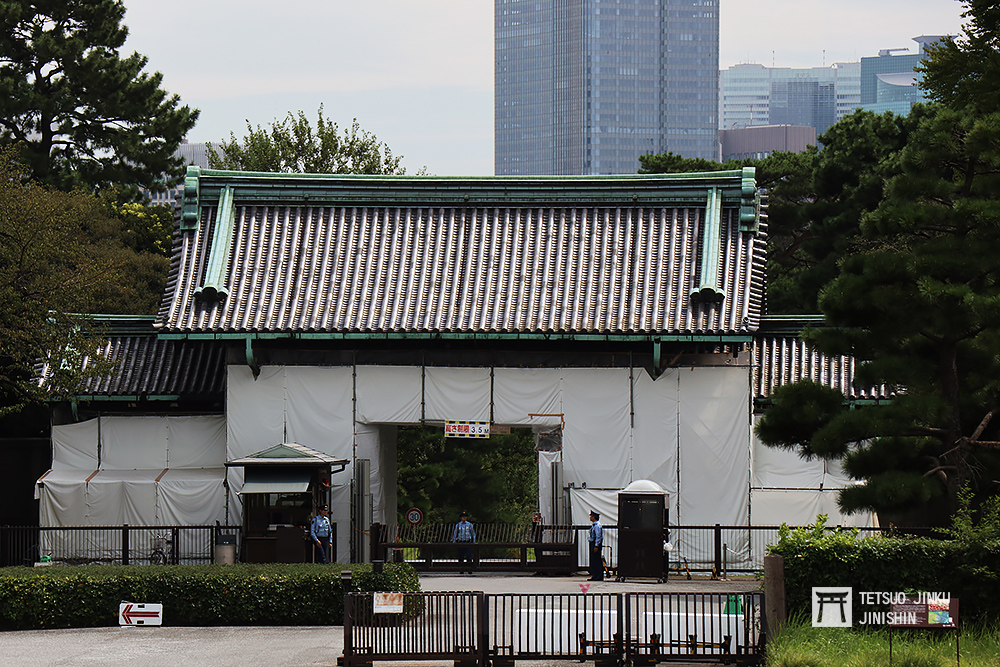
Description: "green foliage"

(756, 1), (1000, 522)
(0, 0), (198, 192)
(208, 105), (415, 175)
(769, 515), (1000, 623)
(0, 562), (419, 630)
(396, 426), (537, 525)
(920, 1), (1000, 116)
(0, 145), (169, 418)
(768, 616), (1000, 667)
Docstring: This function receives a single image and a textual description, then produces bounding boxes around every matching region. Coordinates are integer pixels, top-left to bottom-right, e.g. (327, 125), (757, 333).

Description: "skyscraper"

(719, 62), (861, 137)
(495, 0), (719, 176)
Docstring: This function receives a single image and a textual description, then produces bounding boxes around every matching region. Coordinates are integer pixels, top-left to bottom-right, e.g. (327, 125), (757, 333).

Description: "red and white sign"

(119, 602), (163, 626)
(444, 421), (490, 438)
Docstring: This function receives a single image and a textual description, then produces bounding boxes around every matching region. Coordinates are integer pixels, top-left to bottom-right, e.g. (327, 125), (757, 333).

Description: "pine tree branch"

(970, 406), (1000, 442)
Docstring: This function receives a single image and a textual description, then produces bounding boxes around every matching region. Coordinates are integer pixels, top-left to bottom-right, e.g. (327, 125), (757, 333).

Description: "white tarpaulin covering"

(677, 367), (750, 527)
(569, 488), (619, 568)
(750, 489), (873, 527)
(356, 366), (422, 423)
(424, 367), (491, 422)
(42, 361), (869, 562)
(749, 415), (873, 527)
(51, 419), (99, 470)
(39, 416), (227, 533)
(224, 364), (758, 545)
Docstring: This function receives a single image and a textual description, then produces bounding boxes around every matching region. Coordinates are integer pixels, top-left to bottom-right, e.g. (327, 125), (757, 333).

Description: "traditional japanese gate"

(342, 590), (766, 666)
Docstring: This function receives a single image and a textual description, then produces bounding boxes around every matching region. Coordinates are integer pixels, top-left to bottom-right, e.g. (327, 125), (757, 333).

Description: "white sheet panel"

(227, 366), (285, 459)
(157, 469), (227, 525)
(493, 368), (563, 425)
(51, 420), (98, 470)
(751, 420), (825, 488)
(424, 367), (491, 422)
(119, 471), (160, 524)
(752, 489), (876, 528)
(822, 459), (858, 488)
(330, 484), (351, 563)
(537, 450), (561, 524)
(227, 467), (245, 526)
(39, 470), (89, 526)
(85, 472), (127, 525)
(631, 370), (680, 494)
(284, 366), (355, 457)
(166, 416), (227, 468)
(379, 425), (398, 523)
(100, 417), (168, 469)
(677, 367), (750, 527)
(569, 488), (619, 568)
(356, 366), (422, 424)
(354, 423), (385, 523)
(750, 489), (831, 527)
(561, 368), (632, 489)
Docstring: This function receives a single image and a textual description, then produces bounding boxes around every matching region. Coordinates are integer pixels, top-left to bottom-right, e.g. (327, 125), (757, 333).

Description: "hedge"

(0, 562), (419, 630)
(768, 517), (1000, 623)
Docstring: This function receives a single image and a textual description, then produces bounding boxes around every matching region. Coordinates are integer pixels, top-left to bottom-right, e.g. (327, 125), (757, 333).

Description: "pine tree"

(756, 2), (1000, 524)
(0, 0), (198, 191)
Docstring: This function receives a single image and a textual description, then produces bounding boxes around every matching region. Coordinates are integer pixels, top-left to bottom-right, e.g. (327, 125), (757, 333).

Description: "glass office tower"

(495, 0), (719, 175)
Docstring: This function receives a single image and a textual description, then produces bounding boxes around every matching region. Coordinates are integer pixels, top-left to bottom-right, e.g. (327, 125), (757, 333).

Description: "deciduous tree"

(208, 106), (414, 175)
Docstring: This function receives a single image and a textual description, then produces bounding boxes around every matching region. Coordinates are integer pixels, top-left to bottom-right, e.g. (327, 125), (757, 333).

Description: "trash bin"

(215, 533), (237, 565)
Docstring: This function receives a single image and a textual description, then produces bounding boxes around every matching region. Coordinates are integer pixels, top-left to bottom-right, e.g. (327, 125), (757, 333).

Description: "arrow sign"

(119, 602), (163, 626)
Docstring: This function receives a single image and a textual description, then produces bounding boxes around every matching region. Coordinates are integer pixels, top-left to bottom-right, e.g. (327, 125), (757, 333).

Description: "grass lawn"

(767, 617), (1000, 667)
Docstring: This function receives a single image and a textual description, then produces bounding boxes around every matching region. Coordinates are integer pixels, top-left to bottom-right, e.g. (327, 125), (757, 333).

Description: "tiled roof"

(156, 169), (766, 336)
(41, 317), (226, 398)
(753, 317), (890, 401)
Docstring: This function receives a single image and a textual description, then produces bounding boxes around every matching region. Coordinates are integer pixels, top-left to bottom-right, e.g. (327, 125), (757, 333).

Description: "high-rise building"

(719, 63), (861, 137)
(858, 35), (943, 115)
(495, 0), (719, 175)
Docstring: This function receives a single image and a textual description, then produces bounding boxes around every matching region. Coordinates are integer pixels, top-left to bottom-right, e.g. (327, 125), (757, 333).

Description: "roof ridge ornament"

(194, 185), (236, 303)
(691, 187), (726, 305)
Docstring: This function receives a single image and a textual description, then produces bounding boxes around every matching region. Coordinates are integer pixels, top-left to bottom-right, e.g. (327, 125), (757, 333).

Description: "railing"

(343, 591), (485, 667)
(342, 591), (766, 666)
(375, 523), (924, 576)
(0, 525), (241, 567)
(372, 522), (578, 573)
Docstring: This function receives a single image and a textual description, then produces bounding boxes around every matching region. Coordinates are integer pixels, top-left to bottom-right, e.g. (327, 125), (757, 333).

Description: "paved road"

(0, 573), (758, 667)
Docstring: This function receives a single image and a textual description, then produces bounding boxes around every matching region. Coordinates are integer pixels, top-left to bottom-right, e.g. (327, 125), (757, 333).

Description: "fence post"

(763, 554), (786, 635)
(370, 522), (381, 563)
(122, 524), (130, 566)
(712, 524), (722, 579)
(342, 591), (354, 667)
(476, 592), (488, 667)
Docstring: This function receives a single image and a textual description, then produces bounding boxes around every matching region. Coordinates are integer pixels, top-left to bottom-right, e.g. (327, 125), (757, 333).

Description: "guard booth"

(227, 443), (348, 563)
(615, 479), (669, 581)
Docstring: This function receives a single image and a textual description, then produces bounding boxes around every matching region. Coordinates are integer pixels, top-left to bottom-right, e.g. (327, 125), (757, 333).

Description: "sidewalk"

(0, 572), (759, 667)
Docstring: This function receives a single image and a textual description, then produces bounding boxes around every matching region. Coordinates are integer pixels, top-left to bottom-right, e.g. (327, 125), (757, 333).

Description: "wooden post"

(763, 554), (786, 634)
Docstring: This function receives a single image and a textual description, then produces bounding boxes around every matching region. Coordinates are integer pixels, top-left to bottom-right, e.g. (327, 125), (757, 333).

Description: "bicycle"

(149, 533), (172, 565)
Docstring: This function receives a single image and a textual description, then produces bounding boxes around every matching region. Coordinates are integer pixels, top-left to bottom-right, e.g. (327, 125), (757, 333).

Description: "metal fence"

(0, 525), (241, 568)
(343, 591), (766, 666)
(376, 523), (915, 576)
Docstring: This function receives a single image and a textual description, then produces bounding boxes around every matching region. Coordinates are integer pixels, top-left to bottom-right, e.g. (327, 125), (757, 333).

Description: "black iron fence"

(343, 591), (766, 666)
(375, 523), (907, 576)
(0, 525), (241, 567)
(373, 522), (578, 573)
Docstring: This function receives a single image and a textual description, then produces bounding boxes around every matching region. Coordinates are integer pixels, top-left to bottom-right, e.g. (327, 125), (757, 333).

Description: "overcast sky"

(122, 0), (967, 176)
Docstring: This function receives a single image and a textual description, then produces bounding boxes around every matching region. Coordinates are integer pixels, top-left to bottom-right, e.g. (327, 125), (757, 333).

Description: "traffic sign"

(406, 507), (424, 526)
(119, 602), (163, 626)
(444, 421), (490, 438)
